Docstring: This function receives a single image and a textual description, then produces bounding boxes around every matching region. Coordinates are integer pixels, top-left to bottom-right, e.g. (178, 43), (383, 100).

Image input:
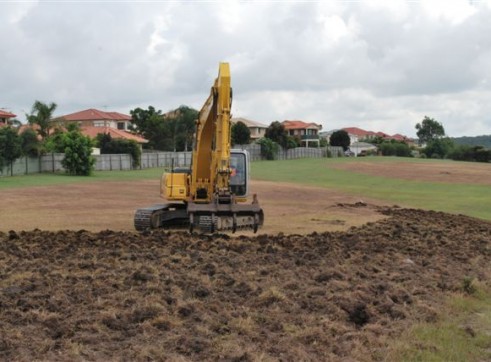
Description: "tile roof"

(231, 117), (268, 128)
(390, 133), (407, 141)
(17, 124), (63, 140)
(342, 127), (411, 141)
(60, 108), (131, 121)
(342, 127), (371, 136)
(0, 110), (17, 118)
(282, 120), (322, 130)
(81, 126), (148, 144)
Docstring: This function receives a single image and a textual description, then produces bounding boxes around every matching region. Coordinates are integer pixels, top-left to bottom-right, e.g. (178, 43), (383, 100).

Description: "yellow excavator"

(134, 62), (264, 233)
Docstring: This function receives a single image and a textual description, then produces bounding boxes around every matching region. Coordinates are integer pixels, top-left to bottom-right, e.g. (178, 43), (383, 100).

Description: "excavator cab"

(230, 150), (248, 198)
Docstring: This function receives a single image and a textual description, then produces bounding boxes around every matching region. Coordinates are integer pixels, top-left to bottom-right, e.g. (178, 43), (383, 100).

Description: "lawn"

(1, 156), (490, 221)
(0, 168), (163, 189)
(251, 157), (491, 221)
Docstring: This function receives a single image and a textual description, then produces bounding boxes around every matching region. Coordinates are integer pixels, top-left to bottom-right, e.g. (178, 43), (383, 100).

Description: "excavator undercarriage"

(134, 202), (264, 233)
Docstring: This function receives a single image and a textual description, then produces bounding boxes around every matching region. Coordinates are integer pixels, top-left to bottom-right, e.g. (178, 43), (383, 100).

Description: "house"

(321, 127), (413, 145)
(0, 110), (17, 126)
(55, 108), (133, 131)
(349, 142), (378, 156)
(80, 126), (148, 145)
(231, 117), (268, 141)
(17, 123), (60, 140)
(282, 120), (323, 147)
(55, 108), (148, 146)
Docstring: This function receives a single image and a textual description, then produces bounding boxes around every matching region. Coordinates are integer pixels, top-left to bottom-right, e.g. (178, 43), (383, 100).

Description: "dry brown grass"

(0, 208), (490, 360)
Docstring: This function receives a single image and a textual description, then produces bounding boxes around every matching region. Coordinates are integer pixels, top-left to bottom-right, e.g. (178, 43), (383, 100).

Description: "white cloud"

(420, 0), (477, 24)
(1, 1), (491, 137)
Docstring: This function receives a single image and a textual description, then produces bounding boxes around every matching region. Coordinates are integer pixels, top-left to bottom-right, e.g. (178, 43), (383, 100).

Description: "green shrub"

(423, 138), (455, 159)
(257, 138), (279, 160)
(378, 141), (412, 157)
(60, 129), (95, 176)
(96, 133), (141, 168)
(448, 145), (491, 163)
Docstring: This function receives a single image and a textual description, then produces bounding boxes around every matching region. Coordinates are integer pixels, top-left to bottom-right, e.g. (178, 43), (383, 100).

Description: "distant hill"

(451, 135), (491, 148)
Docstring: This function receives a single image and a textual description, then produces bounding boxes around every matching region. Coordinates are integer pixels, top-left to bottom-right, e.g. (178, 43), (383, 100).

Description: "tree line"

(415, 116), (491, 162)
(1, 101), (141, 176)
(3, 101), (489, 177)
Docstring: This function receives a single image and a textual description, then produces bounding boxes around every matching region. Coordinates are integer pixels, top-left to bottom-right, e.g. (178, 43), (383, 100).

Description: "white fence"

(0, 152), (193, 176)
(234, 144), (344, 160)
(1, 146), (344, 177)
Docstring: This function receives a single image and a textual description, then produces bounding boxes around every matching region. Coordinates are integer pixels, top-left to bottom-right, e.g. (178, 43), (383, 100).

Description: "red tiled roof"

(390, 133), (407, 141)
(81, 126), (148, 144)
(0, 110), (16, 118)
(105, 111), (132, 120)
(61, 109), (131, 121)
(342, 127), (410, 140)
(342, 127), (370, 136)
(17, 124), (64, 140)
(282, 120), (322, 130)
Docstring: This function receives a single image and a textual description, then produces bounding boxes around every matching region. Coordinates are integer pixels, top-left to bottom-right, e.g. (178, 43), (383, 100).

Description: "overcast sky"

(2, 1), (491, 137)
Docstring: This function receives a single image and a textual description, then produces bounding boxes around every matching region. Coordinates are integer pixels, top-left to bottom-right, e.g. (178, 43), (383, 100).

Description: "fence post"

(52, 153), (55, 173)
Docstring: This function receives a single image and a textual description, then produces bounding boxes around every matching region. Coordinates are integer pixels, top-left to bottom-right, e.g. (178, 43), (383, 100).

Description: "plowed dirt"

(1, 207), (490, 361)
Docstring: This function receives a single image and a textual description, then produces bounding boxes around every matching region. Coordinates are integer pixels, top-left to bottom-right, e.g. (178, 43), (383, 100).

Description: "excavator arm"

(191, 62), (232, 203)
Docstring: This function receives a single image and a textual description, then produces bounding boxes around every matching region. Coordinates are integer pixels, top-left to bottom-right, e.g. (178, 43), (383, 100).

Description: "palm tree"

(26, 100), (57, 139)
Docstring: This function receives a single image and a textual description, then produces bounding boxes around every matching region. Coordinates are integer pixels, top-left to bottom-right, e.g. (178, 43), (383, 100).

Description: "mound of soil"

(1, 208), (490, 361)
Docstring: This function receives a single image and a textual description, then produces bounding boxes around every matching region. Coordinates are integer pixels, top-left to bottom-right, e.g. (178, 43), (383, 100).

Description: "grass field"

(1, 157), (490, 221)
(387, 284), (491, 362)
(0, 168), (163, 189)
(252, 157), (491, 220)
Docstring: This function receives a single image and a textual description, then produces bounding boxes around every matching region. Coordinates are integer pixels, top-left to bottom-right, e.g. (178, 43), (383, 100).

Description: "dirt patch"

(0, 180), (387, 234)
(332, 159), (491, 185)
(1, 208), (490, 360)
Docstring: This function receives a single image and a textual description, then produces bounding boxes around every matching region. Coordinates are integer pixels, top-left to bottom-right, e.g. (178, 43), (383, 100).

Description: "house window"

(117, 122), (125, 130)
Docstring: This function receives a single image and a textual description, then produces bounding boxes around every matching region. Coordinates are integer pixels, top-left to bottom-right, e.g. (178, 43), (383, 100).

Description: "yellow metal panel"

(161, 173), (188, 201)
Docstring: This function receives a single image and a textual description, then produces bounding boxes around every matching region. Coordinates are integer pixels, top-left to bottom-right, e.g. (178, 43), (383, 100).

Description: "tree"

(423, 137), (455, 159)
(129, 106), (165, 150)
(257, 137), (279, 160)
(171, 105), (198, 151)
(231, 121), (251, 145)
(20, 128), (41, 157)
(0, 126), (22, 174)
(96, 133), (141, 168)
(26, 100), (57, 139)
(378, 140), (412, 157)
(415, 116), (445, 145)
(56, 125), (95, 175)
(265, 121), (288, 146)
(329, 130), (350, 151)
(448, 145), (491, 162)
(129, 105), (198, 151)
